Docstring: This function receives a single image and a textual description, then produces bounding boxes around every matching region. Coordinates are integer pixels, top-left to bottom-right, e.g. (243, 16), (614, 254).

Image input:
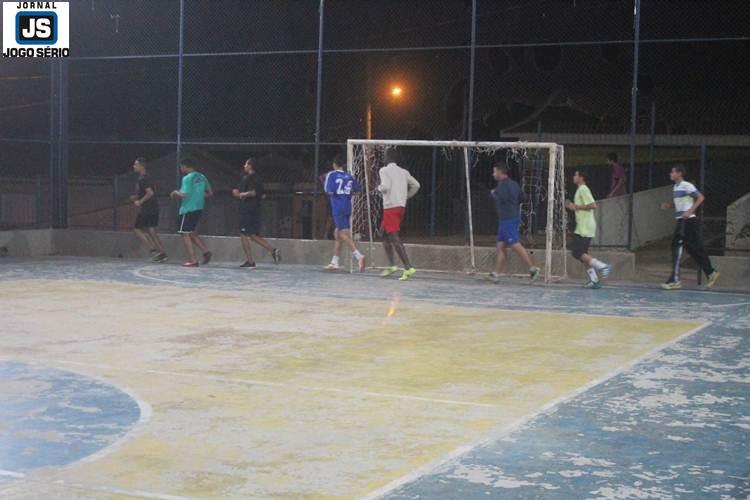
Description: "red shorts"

(382, 207), (405, 234)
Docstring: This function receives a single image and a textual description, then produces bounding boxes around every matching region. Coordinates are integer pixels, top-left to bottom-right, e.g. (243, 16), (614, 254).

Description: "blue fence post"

(35, 175), (43, 227)
(466, 0), (477, 141)
(626, 0), (642, 251)
(312, 0), (325, 240)
(697, 144), (707, 285)
(113, 176), (119, 231)
(430, 146), (437, 237)
(648, 100), (656, 189)
(175, 0), (185, 189)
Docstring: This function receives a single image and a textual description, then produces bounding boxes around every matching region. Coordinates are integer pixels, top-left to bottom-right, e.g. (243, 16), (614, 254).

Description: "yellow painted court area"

(1, 280), (700, 499)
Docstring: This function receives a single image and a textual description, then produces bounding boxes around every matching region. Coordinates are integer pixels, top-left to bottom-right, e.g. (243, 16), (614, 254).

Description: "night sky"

(1, 0), (748, 178)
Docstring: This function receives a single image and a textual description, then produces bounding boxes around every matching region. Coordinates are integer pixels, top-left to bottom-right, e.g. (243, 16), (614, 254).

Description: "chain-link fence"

(0, 0), (748, 256)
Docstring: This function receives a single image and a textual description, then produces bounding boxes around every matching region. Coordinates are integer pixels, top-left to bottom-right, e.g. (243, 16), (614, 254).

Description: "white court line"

(8, 358), (498, 409)
(0, 359), (154, 474)
(0, 470), (25, 479)
(0, 475), (191, 500)
(131, 267), (748, 319)
(360, 321), (712, 500)
(131, 267), (711, 324)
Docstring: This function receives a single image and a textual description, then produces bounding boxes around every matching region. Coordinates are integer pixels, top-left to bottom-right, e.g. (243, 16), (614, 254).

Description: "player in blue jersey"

(324, 155), (366, 272)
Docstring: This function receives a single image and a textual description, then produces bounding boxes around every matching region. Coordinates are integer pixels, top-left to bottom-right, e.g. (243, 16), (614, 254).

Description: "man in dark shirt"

(488, 163), (540, 283)
(131, 158), (167, 262)
(606, 152), (627, 198)
(232, 157), (280, 269)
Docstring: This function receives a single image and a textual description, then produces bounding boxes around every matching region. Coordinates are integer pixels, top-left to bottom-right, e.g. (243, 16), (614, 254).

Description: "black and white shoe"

(153, 252), (168, 263)
(272, 248), (281, 264)
(240, 261), (257, 269)
(202, 251), (212, 265)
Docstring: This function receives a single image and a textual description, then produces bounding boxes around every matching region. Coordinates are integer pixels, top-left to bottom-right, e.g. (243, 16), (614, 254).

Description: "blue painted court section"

(0, 360), (141, 473)
(1, 257), (749, 498)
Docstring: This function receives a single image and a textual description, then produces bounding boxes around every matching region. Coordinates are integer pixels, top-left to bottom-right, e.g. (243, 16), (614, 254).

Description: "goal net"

(347, 139), (567, 283)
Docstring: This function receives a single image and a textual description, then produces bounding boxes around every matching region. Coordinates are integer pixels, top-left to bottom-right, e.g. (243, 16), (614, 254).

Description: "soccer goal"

(347, 139), (567, 283)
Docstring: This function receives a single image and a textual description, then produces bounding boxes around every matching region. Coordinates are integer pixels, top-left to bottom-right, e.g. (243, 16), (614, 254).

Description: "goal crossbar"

(348, 139), (561, 149)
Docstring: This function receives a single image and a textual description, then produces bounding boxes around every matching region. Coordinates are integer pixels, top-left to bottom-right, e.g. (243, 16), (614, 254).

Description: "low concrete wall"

(712, 256), (750, 288)
(0, 228), (53, 256)
(594, 185), (674, 249)
(726, 192), (750, 256)
(0, 228), (635, 281)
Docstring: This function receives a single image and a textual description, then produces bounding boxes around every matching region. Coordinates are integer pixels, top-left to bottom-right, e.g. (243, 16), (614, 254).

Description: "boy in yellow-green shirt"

(565, 170), (611, 288)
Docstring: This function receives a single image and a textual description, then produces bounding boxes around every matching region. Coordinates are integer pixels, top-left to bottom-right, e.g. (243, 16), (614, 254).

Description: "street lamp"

(367, 84), (405, 139)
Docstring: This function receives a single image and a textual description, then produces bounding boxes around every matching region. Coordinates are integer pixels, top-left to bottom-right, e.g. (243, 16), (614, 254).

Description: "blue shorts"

(497, 217), (521, 244)
(333, 213), (351, 230)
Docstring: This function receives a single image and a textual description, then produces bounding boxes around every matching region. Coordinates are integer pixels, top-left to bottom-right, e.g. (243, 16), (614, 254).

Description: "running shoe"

(399, 267), (417, 281)
(706, 271), (720, 289)
(380, 266), (399, 277)
(153, 252), (168, 263)
(202, 251), (212, 265)
(529, 266), (541, 282)
(660, 281), (682, 290)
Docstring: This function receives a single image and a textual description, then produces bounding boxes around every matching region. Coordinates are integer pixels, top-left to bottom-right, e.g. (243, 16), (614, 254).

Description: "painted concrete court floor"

(0, 257), (748, 499)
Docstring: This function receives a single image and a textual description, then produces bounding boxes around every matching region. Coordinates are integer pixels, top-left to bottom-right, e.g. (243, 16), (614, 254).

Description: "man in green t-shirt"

(565, 170), (611, 288)
(170, 158), (213, 267)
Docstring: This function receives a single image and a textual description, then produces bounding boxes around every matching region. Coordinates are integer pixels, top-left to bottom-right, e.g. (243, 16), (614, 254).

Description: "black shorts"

(177, 210), (202, 234)
(134, 211), (159, 229)
(240, 210), (262, 235)
(571, 234), (592, 260)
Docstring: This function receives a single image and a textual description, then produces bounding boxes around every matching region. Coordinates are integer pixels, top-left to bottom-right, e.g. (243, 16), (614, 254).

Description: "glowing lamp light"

(390, 86), (403, 98)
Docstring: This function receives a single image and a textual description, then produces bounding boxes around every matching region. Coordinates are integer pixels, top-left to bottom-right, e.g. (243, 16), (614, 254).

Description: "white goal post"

(347, 139), (567, 283)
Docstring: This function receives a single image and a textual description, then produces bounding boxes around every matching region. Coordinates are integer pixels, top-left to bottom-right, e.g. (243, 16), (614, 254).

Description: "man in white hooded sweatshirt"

(378, 149), (421, 281)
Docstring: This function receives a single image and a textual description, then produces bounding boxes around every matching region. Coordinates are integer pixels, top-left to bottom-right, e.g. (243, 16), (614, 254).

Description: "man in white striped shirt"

(660, 165), (719, 290)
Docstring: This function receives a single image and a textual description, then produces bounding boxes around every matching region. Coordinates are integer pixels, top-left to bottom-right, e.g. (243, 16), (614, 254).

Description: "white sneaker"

(325, 263), (340, 271)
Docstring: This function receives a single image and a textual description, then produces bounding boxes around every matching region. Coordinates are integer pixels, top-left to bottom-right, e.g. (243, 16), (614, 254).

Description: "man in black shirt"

(232, 158), (280, 268)
(132, 158), (167, 262)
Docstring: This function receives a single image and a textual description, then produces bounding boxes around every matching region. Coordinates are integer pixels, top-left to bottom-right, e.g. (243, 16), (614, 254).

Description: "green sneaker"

(584, 280), (602, 289)
(529, 266), (541, 282)
(485, 273), (500, 284)
(706, 271), (720, 289)
(380, 266), (399, 277)
(399, 267), (417, 281)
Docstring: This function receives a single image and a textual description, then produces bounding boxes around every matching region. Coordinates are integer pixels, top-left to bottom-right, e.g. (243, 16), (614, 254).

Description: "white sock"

(587, 268), (599, 283)
(353, 250), (363, 260)
(331, 256), (340, 265)
(590, 259), (608, 271)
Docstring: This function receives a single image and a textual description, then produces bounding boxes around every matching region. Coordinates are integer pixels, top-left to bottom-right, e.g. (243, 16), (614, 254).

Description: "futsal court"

(1, 257), (748, 499)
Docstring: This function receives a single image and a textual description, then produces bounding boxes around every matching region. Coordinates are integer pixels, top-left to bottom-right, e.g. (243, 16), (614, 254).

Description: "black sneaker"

(272, 248), (281, 264)
(202, 251), (212, 265)
(153, 252), (168, 263)
(240, 261), (257, 269)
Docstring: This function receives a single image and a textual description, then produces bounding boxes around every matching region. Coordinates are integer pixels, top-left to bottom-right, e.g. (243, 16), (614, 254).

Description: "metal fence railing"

(1, 0), (748, 254)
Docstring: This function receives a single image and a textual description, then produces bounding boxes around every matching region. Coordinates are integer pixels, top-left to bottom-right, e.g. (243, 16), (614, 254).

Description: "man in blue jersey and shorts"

(324, 154), (366, 272)
(488, 163), (540, 283)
